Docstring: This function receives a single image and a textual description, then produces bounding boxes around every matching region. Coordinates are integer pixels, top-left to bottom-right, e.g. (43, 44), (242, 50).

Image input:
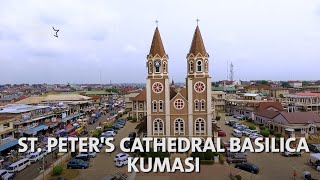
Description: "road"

(14, 108), (121, 180)
(218, 114), (320, 180)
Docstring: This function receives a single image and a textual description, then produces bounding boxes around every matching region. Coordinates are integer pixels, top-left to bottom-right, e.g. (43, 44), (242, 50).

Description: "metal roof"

(0, 104), (50, 114)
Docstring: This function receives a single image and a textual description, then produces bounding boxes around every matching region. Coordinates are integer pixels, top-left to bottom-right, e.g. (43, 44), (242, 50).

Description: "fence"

(34, 152), (71, 180)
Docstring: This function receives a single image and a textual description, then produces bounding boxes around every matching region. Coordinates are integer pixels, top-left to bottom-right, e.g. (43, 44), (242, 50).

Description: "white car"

(102, 131), (115, 137)
(105, 131), (116, 136)
(114, 153), (129, 162)
(0, 169), (14, 180)
(243, 129), (258, 136)
(79, 151), (97, 158)
(115, 159), (128, 167)
(249, 133), (263, 140)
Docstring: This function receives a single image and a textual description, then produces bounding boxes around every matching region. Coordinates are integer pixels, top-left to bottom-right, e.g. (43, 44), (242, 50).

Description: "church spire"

(188, 25), (207, 56)
(149, 27), (166, 57)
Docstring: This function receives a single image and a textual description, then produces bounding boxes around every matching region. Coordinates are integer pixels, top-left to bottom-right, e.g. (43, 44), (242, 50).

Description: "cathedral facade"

(146, 25), (212, 139)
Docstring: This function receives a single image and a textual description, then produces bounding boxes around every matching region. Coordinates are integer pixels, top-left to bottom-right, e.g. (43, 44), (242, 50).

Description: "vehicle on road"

(104, 127), (118, 134)
(226, 157), (247, 164)
(309, 144), (320, 153)
(75, 154), (90, 161)
(282, 150), (302, 157)
(218, 130), (226, 137)
(29, 152), (45, 163)
(102, 131), (115, 137)
(78, 151), (97, 158)
(232, 129), (242, 138)
(243, 129), (258, 136)
(114, 153), (129, 162)
(67, 159), (89, 169)
(0, 169), (15, 180)
(115, 159), (128, 167)
(249, 133), (263, 140)
(111, 124), (121, 130)
(128, 132), (137, 138)
(235, 162), (259, 174)
(7, 158), (30, 173)
(228, 120), (237, 126)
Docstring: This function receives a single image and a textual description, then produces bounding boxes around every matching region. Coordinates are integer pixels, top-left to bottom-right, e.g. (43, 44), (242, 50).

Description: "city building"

(288, 81), (303, 88)
(212, 91), (226, 113)
(124, 92), (140, 116)
(244, 85), (271, 96)
(145, 25), (212, 139)
(283, 92), (320, 114)
(269, 87), (290, 98)
(131, 91), (147, 121)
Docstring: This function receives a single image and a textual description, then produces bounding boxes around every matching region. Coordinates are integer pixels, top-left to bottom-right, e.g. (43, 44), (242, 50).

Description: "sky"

(1, 0), (320, 84)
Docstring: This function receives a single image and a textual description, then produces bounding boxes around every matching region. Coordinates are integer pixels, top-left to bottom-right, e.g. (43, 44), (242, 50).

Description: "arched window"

(194, 99), (199, 111)
(153, 101), (157, 112)
(197, 60), (202, 72)
(189, 61), (194, 73)
(148, 61), (153, 74)
(195, 118), (206, 135)
(174, 118), (185, 135)
(163, 61), (167, 73)
(153, 119), (164, 135)
(159, 100), (163, 112)
(201, 99), (205, 111)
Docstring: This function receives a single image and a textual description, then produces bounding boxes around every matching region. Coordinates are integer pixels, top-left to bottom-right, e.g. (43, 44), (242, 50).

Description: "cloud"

(124, 44), (138, 53)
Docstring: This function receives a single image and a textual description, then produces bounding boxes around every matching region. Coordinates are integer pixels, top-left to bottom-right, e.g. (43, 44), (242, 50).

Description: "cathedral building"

(146, 25), (212, 139)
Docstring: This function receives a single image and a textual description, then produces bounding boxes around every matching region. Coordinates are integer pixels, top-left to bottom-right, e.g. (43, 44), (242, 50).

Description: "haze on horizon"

(1, 0), (320, 84)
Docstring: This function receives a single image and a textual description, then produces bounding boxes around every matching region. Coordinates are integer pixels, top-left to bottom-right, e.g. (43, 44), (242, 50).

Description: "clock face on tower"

(152, 82), (163, 93)
(194, 81), (205, 93)
(154, 60), (161, 68)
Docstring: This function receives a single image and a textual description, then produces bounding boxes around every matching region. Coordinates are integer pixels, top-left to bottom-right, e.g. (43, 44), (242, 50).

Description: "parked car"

(308, 144), (320, 153)
(282, 150), (302, 157)
(249, 133), (263, 140)
(102, 131), (116, 137)
(212, 120), (217, 124)
(0, 169), (14, 180)
(75, 154), (90, 161)
(243, 129), (258, 136)
(103, 175), (121, 180)
(226, 157), (247, 164)
(104, 127), (118, 134)
(114, 153), (129, 162)
(128, 132), (137, 138)
(67, 159), (89, 169)
(228, 120), (237, 126)
(235, 162), (259, 174)
(78, 151), (97, 158)
(111, 124), (121, 130)
(226, 113), (233, 116)
(218, 130), (226, 137)
(225, 121), (230, 125)
(115, 159), (128, 167)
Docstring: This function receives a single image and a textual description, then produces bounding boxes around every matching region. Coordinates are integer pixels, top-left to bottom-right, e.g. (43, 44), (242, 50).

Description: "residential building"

(124, 92), (140, 117)
(144, 25), (212, 139)
(212, 91), (226, 113)
(268, 111), (320, 138)
(288, 81), (302, 88)
(283, 92), (320, 114)
(243, 93), (262, 101)
(244, 85), (271, 96)
(269, 87), (289, 98)
(131, 91), (147, 121)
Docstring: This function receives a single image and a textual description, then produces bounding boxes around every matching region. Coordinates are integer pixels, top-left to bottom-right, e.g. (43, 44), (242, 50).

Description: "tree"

(281, 81), (290, 88)
(260, 130), (270, 137)
(52, 165), (63, 176)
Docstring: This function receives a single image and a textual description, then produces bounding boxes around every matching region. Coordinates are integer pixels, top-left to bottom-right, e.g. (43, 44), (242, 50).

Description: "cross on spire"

(196, 18), (200, 26)
(155, 19), (159, 27)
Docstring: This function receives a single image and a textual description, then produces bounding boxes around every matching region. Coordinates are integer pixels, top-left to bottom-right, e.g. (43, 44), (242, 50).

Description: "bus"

(7, 158), (30, 173)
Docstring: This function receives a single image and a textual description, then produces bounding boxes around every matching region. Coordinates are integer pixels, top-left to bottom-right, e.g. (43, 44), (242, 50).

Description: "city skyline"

(1, 0), (320, 84)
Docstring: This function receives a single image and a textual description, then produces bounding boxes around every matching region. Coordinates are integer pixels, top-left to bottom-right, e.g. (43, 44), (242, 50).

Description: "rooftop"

(0, 104), (50, 114)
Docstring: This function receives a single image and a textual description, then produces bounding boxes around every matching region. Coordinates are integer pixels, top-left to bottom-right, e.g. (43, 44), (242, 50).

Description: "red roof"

(295, 93), (320, 97)
(132, 90), (146, 101)
(279, 111), (320, 124)
(255, 109), (280, 119)
(258, 102), (284, 111)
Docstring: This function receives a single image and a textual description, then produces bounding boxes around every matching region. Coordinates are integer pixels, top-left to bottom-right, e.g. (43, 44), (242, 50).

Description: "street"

(14, 108), (120, 180)
(218, 114), (320, 180)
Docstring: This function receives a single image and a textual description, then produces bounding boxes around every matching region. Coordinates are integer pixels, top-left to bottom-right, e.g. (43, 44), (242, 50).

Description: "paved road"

(74, 120), (137, 180)
(14, 108), (121, 180)
(218, 115), (320, 180)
